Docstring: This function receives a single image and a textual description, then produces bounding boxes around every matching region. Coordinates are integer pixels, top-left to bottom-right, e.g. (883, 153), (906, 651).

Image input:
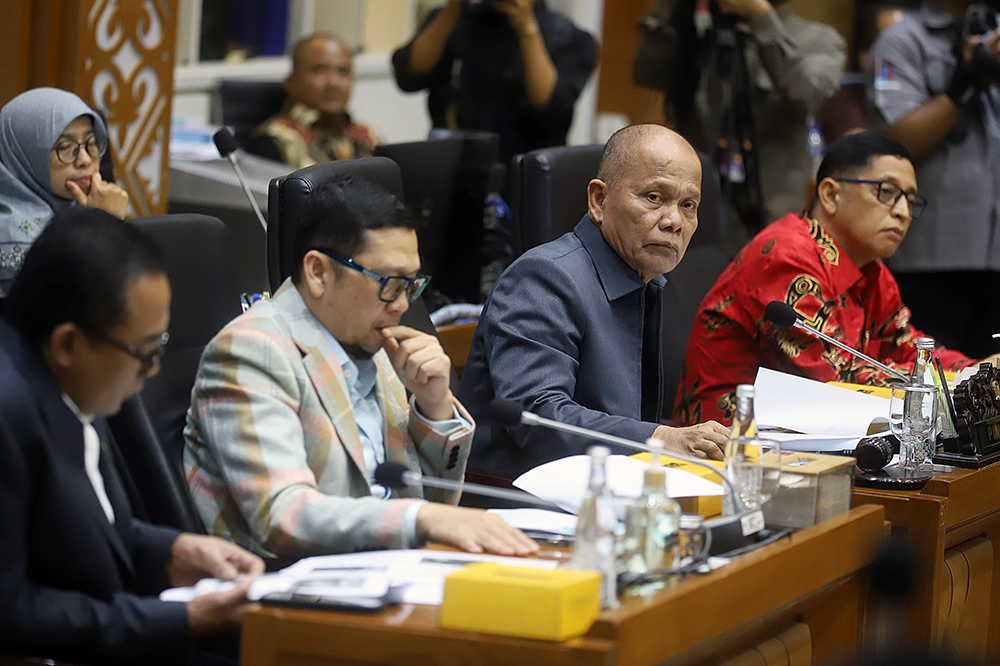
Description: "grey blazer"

(459, 216), (663, 479)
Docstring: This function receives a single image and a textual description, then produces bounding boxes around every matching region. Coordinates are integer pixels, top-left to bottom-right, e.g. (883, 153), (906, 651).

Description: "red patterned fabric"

(673, 213), (974, 426)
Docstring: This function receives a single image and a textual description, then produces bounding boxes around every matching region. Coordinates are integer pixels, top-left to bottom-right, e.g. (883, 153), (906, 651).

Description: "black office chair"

(374, 138), (464, 285)
(107, 214), (243, 533)
(506, 144), (729, 416)
(267, 157), (440, 339)
(660, 153), (731, 414)
(508, 143), (604, 255)
(217, 79), (286, 148)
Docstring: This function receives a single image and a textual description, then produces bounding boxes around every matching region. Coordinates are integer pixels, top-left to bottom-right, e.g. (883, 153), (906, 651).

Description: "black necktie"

(641, 283), (663, 423)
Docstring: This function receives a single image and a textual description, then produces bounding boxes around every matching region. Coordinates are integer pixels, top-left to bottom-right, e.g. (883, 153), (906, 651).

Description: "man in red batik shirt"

(674, 132), (1000, 426)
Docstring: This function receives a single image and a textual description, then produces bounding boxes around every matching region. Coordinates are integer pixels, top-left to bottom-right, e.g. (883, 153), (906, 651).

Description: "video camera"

(963, 2), (1000, 79)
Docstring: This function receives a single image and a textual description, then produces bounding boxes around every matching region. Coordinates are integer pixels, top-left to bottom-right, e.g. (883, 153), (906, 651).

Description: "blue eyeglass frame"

(312, 248), (430, 303)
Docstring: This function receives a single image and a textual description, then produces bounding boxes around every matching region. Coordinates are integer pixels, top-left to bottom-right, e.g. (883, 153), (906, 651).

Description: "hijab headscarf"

(0, 87), (108, 296)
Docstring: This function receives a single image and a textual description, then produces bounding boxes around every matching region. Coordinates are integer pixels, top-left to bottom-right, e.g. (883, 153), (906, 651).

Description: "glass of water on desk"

(889, 382), (938, 470)
(724, 438), (782, 511)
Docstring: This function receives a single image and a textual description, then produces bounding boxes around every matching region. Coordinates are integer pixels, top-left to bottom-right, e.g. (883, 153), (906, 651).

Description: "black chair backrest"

(107, 214), (243, 532)
(374, 138), (464, 282)
(217, 80), (286, 147)
(267, 156), (404, 291)
(267, 157), (442, 340)
(660, 152), (731, 413)
(509, 144), (604, 254)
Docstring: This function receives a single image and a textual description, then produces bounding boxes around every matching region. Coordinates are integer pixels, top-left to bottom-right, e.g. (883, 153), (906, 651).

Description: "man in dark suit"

(0, 208), (264, 665)
(458, 124), (729, 479)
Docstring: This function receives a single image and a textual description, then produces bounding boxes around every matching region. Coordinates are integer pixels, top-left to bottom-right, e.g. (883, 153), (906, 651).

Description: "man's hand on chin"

(381, 325), (455, 421)
(652, 422), (730, 460)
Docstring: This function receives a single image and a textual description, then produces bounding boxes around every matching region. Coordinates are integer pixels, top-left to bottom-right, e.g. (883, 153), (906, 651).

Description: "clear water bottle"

(723, 384), (756, 516)
(620, 444), (681, 596)
(568, 445), (619, 609)
(906, 338), (947, 460)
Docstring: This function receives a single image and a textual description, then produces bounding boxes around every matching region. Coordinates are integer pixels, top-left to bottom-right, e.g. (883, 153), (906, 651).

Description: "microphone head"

(213, 127), (238, 158)
(855, 436), (894, 472)
(373, 462), (409, 489)
(764, 301), (799, 329)
(486, 399), (525, 427)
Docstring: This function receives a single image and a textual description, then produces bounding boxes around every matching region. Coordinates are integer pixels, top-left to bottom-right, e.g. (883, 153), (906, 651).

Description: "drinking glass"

(727, 438), (782, 511)
(889, 382), (938, 470)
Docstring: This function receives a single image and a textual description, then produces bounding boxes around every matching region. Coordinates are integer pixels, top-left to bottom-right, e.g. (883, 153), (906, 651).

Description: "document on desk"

(753, 368), (891, 450)
(159, 550), (557, 607)
(513, 454), (722, 514)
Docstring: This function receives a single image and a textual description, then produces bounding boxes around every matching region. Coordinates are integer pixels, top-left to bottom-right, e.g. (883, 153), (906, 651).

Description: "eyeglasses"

(834, 179), (928, 219)
(52, 137), (105, 165)
(87, 330), (170, 374)
(313, 248), (430, 303)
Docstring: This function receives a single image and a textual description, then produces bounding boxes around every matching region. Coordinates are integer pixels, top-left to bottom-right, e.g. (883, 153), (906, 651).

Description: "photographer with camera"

(634, 0), (845, 235)
(391, 0), (597, 162)
(867, 0), (1000, 359)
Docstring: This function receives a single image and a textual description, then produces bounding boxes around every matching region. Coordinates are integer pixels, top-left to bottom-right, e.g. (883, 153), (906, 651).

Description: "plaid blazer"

(183, 280), (473, 558)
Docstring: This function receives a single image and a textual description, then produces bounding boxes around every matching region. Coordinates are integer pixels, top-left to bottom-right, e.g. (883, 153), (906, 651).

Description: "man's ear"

(816, 177), (841, 217)
(45, 322), (81, 370)
(587, 179), (608, 225)
(301, 251), (332, 299)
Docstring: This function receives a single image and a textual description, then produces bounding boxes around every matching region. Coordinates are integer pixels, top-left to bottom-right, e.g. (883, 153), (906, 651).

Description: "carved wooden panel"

(78, 0), (177, 217)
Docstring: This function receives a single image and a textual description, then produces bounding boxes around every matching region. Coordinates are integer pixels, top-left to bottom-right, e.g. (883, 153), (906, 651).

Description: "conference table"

(853, 462), (1000, 662)
(241, 505), (885, 666)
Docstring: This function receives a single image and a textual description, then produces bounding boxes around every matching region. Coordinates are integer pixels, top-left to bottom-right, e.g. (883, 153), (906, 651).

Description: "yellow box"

(827, 381), (893, 399)
(631, 453), (724, 517)
(439, 563), (600, 641)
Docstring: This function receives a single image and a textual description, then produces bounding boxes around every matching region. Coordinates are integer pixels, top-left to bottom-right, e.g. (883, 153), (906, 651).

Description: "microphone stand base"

(932, 449), (1000, 469)
(852, 464), (931, 490)
(705, 510), (766, 556)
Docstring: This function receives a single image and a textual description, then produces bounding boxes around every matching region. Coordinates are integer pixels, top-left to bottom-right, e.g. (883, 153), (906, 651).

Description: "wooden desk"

(241, 505), (885, 666)
(854, 462), (1000, 661)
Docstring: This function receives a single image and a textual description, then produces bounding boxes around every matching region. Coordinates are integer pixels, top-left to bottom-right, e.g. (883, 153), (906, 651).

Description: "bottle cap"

(587, 445), (610, 460)
(736, 384), (755, 398)
(643, 465), (667, 488)
(680, 513), (704, 529)
(916, 337), (934, 349)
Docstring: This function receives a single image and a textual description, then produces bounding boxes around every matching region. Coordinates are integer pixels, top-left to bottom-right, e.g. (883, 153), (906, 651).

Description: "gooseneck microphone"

(764, 301), (908, 382)
(373, 461), (564, 511)
(213, 127), (267, 231)
(487, 399), (766, 554)
(486, 400), (739, 497)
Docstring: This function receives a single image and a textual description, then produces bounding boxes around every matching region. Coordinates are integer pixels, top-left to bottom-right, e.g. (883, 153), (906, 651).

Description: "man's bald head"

(587, 124), (701, 282)
(291, 34), (350, 72)
(596, 124), (697, 189)
(286, 34), (354, 116)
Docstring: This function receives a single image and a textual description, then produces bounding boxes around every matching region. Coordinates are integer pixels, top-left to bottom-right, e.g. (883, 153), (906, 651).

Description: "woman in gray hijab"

(0, 87), (128, 296)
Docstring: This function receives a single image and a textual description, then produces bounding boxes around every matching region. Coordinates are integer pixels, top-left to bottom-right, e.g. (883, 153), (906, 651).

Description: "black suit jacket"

(0, 322), (189, 664)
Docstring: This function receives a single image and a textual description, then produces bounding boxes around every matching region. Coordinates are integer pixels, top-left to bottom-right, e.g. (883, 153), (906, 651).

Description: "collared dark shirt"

(458, 216), (665, 479)
(392, 1), (597, 162)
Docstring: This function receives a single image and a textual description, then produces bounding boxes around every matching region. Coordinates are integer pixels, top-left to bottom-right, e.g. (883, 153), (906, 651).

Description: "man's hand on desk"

(416, 503), (540, 556)
(652, 422), (729, 460)
(187, 575), (255, 637)
(167, 533), (266, 587)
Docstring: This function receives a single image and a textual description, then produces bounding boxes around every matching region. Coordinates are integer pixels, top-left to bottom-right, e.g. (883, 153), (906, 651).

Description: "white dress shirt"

(62, 393), (115, 524)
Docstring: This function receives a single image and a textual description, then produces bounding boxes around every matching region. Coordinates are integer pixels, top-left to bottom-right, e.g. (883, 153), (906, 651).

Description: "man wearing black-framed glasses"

(676, 132), (998, 426)
(0, 208), (265, 664)
(185, 174), (536, 560)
